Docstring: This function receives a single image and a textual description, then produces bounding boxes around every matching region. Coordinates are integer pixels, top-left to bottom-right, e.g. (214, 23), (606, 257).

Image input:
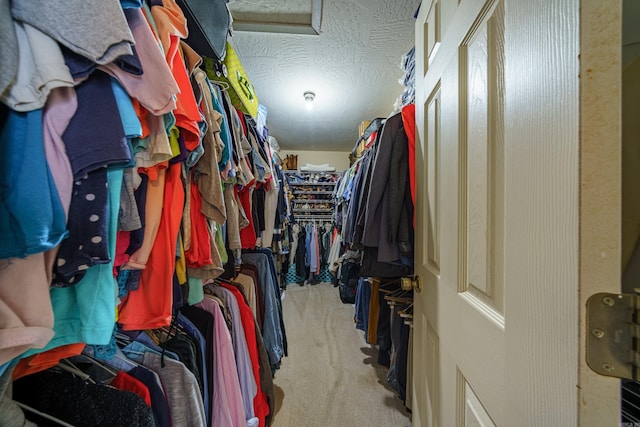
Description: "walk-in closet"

(0, 0), (418, 426)
(3, 0), (627, 425)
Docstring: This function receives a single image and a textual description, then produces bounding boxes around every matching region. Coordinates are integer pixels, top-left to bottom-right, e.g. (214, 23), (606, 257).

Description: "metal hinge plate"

(586, 292), (639, 380)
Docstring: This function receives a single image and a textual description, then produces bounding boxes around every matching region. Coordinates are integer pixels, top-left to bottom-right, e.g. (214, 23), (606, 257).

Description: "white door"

(412, 0), (622, 426)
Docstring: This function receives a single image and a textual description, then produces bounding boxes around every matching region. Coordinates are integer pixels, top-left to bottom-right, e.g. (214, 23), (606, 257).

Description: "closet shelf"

(293, 208), (333, 213)
(294, 215), (334, 221)
(289, 182), (336, 186)
(292, 199), (332, 203)
(292, 190), (334, 195)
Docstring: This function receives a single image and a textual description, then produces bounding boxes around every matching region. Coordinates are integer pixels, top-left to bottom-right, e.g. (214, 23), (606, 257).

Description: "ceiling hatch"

(228, 0), (323, 35)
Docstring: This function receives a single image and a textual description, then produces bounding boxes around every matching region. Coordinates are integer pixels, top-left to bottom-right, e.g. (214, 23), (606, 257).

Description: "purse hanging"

(176, 0), (230, 61)
(204, 41), (260, 118)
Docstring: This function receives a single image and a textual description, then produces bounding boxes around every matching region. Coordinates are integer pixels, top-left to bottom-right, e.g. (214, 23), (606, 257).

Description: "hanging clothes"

(0, 1), (292, 425)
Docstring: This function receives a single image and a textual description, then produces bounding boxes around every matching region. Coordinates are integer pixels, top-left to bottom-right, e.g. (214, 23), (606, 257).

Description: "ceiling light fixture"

(304, 91), (315, 110)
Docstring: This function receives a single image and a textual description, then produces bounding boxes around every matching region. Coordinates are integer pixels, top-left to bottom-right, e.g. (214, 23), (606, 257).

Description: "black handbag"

(176, 0), (230, 61)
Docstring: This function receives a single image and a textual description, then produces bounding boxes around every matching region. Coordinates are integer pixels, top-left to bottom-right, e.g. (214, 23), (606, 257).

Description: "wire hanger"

(398, 303), (414, 318)
(384, 287), (413, 304)
(56, 359), (96, 384)
(15, 402), (76, 427)
(72, 354), (119, 378)
(378, 278), (402, 293)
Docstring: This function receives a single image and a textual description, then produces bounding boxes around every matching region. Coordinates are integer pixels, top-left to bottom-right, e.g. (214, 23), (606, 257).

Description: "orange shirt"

(118, 162), (185, 330)
(13, 343), (85, 380)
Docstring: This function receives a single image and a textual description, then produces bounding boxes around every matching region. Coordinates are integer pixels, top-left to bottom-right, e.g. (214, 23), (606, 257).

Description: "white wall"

(279, 150), (350, 172)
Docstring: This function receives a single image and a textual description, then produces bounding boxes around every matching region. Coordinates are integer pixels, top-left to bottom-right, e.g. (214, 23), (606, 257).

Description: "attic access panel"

(228, 0), (323, 35)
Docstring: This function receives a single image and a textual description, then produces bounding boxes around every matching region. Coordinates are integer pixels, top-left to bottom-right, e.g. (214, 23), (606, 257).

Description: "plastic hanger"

(210, 79), (230, 91)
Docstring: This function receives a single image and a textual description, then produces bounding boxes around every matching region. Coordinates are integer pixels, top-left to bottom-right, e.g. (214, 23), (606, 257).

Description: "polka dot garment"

(52, 168), (111, 287)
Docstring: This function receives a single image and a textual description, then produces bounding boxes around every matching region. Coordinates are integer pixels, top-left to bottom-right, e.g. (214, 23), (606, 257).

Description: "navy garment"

(53, 168), (110, 287)
(249, 248), (288, 356)
(243, 250), (287, 369)
(63, 46), (143, 80)
(172, 273), (184, 310)
(114, 46), (144, 76)
(376, 292), (392, 369)
(180, 305), (215, 425)
(396, 308), (410, 404)
(177, 312), (210, 424)
(275, 168), (287, 228)
(252, 185), (266, 233)
(62, 70), (131, 179)
(62, 46), (98, 80)
(128, 366), (171, 427)
(345, 147), (374, 247)
(294, 228), (307, 278)
(354, 278), (370, 332)
(385, 303), (411, 405)
(169, 133), (188, 166)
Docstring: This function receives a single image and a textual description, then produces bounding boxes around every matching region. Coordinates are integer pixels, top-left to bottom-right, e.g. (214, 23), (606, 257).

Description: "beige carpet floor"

(270, 282), (411, 427)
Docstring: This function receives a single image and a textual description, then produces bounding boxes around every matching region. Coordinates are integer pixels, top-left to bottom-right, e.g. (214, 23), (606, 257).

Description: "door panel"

(413, 0), (621, 425)
(461, 375), (496, 427)
(416, 0), (506, 425)
(459, 0), (504, 315)
(425, 88), (441, 274)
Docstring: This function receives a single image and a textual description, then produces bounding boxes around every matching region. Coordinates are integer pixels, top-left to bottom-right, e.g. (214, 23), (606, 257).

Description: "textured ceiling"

(228, 0), (419, 152)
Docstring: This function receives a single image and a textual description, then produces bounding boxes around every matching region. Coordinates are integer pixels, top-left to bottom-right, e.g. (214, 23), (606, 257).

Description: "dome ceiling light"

(304, 91), (315, 110)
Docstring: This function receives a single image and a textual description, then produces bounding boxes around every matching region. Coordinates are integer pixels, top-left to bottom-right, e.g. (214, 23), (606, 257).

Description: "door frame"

(578, 0), (622, 424)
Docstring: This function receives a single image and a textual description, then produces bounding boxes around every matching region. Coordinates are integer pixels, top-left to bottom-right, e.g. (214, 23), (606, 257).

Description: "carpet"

(271, 282), (411, 427)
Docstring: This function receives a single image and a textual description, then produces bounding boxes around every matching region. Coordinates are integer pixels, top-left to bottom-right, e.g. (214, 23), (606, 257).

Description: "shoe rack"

(284, 171), (339, 222)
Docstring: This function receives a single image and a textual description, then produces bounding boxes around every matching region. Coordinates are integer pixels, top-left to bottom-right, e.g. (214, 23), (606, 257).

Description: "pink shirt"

(100, 8), (178, 116)
(43, 87), (76, 218)
(196, 297), (246, 427)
